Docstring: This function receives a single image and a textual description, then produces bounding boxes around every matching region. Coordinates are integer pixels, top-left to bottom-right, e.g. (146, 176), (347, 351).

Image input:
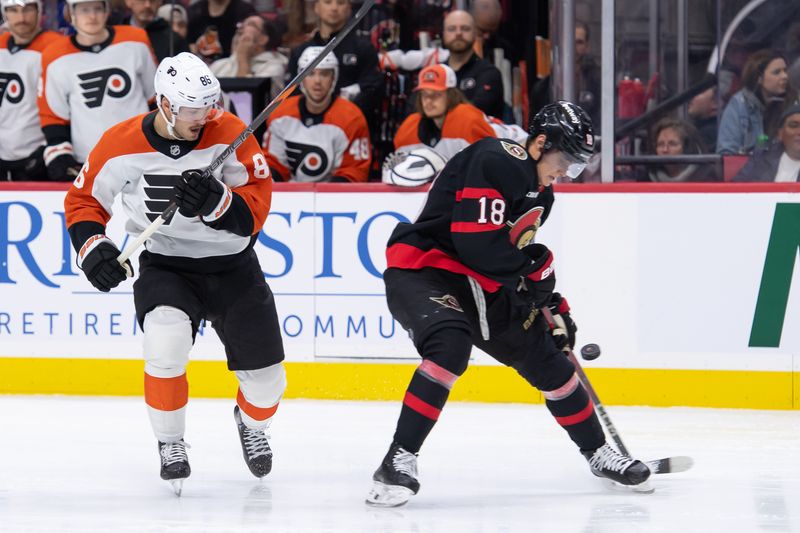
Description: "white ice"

(1, 396), (798, 533)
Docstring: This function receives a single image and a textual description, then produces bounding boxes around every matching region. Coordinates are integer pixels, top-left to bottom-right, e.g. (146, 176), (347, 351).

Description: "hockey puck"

(580, 343), (601, 361)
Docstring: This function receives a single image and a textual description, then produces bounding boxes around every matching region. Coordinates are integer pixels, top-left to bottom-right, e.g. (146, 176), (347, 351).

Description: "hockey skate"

(233, 406), (272, 478)
(158, 440), (191, 496)
(366, 442), (420, 507)
(582, 443), (653, 493)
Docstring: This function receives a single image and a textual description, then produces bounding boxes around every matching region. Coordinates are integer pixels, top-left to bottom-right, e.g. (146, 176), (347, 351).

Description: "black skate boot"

(365, 442), (420, 507)
(158, 440), (191, 496)
(582, 443), (652, 492)
(234, 406), (272, 478)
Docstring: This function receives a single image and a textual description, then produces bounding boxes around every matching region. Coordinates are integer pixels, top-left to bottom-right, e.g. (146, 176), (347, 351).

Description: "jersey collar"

(142, 111), (203, 159)
(71, 26), (115, 53)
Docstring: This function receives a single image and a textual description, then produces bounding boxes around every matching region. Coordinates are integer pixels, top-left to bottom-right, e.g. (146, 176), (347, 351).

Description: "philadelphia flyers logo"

(77, 67), (132, 108)
(285, 140), (329, 178)
(0, 73), (25, 106)
(142, 174), (180, 224)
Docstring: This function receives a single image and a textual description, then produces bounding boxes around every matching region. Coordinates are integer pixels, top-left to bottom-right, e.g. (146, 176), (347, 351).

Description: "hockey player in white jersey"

(263, 46), (371, 182)
(64, 53), (286, 495)
(38, 0), (157, 181)
(0, 0), (60, 180)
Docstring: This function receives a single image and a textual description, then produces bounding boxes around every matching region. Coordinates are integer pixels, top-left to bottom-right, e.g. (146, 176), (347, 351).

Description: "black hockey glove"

(46, 153), (82, 182)
(174, 169), (226, 218)
(516, 243), (556, 308)
(547, 292), (577, 351)
(77, 235), (133, 292)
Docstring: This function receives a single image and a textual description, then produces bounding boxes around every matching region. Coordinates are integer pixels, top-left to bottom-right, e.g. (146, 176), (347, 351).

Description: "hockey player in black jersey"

(366, 101), (652, 507)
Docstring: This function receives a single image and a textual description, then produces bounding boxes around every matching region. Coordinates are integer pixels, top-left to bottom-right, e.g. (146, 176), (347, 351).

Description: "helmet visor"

(175, 102), (223, 122)
(554, 151), (588, 179)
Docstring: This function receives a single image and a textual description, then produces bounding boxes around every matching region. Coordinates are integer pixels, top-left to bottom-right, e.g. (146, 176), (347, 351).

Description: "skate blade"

(168, 479), (185, 497)
(601, 478), (655, 494)
(365, 481), (414, 507)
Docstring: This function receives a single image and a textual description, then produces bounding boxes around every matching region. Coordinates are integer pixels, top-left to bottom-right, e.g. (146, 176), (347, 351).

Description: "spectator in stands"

(530, 20), (600, 127)
(0, 0), (60, 181)
(288, 0), (382, 128)
(734, 104), (800, 182)
(442, 9), (504, 118)
(687, 86), (718, 152)
(156, 3), (187, 40)
(187, 0), (256, 63)
(573, 21), (601, 127)
(648, 117), (711, 182)
(472, 0), (516, 64)
(263, 46), (371, 182)
(210, 15), (287, 100)
(124, 0), (188, 61)
(38, 0), (157, 181)
(392, 63), (495, 162)
(717, 49), (793, 155)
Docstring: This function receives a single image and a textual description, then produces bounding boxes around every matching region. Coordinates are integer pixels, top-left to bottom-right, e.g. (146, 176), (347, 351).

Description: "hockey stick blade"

(645, 455), (694, 475)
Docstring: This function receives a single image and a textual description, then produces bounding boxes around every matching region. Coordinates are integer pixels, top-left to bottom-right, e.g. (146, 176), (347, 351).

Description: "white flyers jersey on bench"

(0, 31), (61, 160)
(64, 111), (273, 259)
(263, 95), (371, 182)
(39, 26), (157, 162)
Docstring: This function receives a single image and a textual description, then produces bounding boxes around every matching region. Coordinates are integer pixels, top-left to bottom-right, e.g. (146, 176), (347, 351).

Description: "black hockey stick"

(540, 307), (693, 475)
(118, 0), (378, 265)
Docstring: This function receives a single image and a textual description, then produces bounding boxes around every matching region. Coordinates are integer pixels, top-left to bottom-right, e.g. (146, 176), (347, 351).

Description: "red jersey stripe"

(386, 242), (502, 292)
(455, 187), (503, 202)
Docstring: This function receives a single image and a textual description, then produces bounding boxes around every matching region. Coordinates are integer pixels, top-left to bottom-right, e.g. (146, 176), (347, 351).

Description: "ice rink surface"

(1, 396), (798, 533)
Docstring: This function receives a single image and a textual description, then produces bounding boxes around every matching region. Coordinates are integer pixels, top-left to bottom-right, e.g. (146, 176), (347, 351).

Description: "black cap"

(780, 104), (800, 126)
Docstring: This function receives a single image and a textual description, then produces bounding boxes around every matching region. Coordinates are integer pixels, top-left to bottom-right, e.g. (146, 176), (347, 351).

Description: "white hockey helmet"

(382, 146), (447, 187)
(298, 46), (339, 98)
(1, 0), (41, 12)
(154, 53), (222, 138)
(65, 0), (108, 7)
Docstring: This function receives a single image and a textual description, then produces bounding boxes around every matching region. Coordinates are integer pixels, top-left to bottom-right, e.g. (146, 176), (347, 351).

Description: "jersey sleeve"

(332, 107), (371, 182)
(393, 114), (421, 150)
(38, 45), (72, 147)
(449, 150), (543, 289)
(63, 133), (127, 249)
(262, 122), (291, 182)
(210, 120), (273, 236)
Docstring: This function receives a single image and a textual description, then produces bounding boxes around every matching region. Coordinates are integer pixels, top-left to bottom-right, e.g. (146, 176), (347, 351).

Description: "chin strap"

(156, 101), (189, 141)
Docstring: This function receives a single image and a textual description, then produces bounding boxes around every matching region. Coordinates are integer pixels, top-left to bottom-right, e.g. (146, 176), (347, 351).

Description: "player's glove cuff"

(201, 183), (233, 223)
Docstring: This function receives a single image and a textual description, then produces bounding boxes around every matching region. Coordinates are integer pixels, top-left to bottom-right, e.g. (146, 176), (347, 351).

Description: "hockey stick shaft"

(117, 0), (377, 265)
(540, 307), (630, 455)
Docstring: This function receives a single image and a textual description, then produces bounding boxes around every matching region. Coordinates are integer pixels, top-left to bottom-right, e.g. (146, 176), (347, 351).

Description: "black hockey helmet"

(528, 101), (595, 165)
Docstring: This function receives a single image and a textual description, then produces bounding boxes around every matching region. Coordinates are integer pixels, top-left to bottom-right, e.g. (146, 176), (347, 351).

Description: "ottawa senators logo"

(285, 140), (329, 178)
(142, 174), (180, 224)
(507, 206), (544, 249)
(0, 72), (25, 106)
(77, 67), (132, 108)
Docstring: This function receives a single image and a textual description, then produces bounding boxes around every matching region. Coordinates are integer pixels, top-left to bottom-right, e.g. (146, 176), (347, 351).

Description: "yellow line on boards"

(0, 358), (795, 410)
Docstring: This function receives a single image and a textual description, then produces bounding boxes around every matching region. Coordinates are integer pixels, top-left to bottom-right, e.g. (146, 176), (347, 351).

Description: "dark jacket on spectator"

(447, 52), (504, 118)
(125, 16), (189, 62)
(187, 0), (256, 59)
(733, 142), (799, 182)
(288, 29), (383, 126)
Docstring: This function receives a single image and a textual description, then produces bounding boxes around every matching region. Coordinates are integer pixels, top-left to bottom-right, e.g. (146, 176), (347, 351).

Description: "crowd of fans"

(1, 0), (799, 183)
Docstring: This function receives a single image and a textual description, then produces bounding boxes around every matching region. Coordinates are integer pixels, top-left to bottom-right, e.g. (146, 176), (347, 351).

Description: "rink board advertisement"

(0, 184), (798, 408)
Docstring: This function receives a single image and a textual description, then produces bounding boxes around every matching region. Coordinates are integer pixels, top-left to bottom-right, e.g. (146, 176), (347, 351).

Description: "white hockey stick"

(117, 0), (378, 266)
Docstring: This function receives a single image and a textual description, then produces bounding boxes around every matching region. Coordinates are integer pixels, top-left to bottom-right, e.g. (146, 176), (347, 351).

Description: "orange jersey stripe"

(144, 372), (189, 411)
(236, 388), (279, 422)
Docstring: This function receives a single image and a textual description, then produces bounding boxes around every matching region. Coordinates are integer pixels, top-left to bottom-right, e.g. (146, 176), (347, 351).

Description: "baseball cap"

(780, 104), (800, 126)
(414, 64), (457, 92)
